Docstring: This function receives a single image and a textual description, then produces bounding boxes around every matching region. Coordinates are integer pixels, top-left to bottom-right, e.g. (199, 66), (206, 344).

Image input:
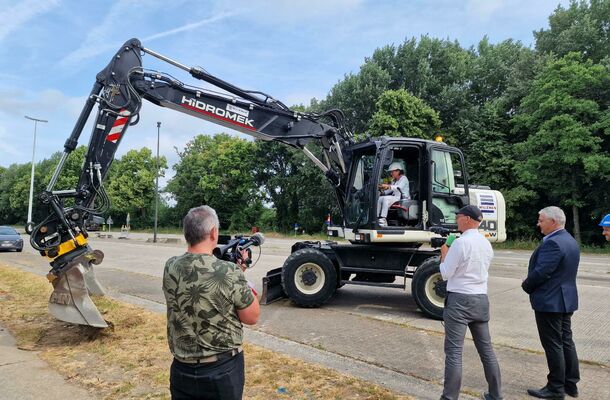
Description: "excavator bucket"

(260, 267), (286, 305)
(48, 251), (108, 328)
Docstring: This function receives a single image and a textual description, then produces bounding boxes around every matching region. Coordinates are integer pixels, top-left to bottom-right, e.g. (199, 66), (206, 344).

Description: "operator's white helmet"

(387, 161), (404, 172)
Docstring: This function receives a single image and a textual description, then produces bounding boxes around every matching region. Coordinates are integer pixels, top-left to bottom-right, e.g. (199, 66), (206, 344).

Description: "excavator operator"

(377, 161), (410, 227)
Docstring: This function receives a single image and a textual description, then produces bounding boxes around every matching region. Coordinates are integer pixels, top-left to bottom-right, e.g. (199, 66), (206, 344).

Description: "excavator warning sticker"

(477, 192), (497, 219)
(105, 109), (131, 143)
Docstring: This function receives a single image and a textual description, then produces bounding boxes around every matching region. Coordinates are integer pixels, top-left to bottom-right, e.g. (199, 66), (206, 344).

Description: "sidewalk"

(0, 323), (92, 400)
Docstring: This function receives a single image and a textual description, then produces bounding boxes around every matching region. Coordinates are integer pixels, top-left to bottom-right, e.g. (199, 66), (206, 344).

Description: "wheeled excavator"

(28, 38), (506, 328)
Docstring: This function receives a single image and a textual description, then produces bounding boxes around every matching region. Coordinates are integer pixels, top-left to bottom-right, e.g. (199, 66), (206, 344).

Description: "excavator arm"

(29, 38), (352, 327)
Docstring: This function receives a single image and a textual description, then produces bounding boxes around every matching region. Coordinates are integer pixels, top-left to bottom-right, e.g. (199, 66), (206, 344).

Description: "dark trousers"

(170, 352), (245, 400)
(534, 311), (580, 394)
(441, 293), (502, 400)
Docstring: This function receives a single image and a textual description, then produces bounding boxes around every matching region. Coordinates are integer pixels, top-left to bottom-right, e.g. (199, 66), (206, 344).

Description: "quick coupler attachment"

(48, 248), (108, 328)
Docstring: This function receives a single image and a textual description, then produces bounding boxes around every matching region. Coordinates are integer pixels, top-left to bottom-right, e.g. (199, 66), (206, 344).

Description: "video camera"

(213, 233), (265, 268)
(430, 226), (456, 248)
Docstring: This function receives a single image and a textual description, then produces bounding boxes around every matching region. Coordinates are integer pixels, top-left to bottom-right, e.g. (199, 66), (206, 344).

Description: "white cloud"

(0, 125), (21, 157)
(224, 0), (364, 23)
(0, 87), (88, 164)
(143, 11), (237, 42)
(467, 0), (505, 19)
(59, 1), (236, 68)
(57, 0), (141, 67)
(0, 0), (60, 41)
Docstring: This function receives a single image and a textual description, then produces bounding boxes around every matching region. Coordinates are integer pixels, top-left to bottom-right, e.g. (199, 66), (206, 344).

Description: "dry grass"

(0, 263), (412, 400)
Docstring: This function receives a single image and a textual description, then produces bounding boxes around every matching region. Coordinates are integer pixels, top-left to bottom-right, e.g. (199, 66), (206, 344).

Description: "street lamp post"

(153, 122), (161, 243)
(24, 115), (48, 225)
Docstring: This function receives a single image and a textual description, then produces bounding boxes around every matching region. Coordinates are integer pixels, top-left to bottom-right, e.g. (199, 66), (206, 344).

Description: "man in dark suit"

(522, 206), (580, 399)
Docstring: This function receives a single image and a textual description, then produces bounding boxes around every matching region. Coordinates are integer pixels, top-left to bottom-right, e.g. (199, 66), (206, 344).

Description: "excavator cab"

(341, 137), (472, 244)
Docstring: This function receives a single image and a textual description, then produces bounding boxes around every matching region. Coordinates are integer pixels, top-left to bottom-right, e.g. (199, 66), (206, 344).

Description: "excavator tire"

(411, 256), (445, 320)
(281, 248), (337, 307)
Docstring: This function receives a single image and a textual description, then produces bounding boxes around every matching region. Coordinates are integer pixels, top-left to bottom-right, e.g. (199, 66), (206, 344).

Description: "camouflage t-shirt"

(162, 253), (255, 359)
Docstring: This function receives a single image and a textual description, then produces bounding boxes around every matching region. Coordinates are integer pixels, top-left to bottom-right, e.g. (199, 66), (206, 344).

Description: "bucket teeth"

(48, 252), (108, 328)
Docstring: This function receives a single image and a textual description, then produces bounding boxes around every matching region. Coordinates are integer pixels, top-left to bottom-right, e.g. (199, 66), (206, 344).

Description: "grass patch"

(131, 227), (346, 242)
(493, 239), (610, 254)
(0, 263), (411, 400)
(492, 239), (540, 251)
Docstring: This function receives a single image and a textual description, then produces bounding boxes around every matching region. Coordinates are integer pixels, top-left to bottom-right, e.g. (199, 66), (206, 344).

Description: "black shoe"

(527, 387), (564, 399)
(564, 386), (578, 398)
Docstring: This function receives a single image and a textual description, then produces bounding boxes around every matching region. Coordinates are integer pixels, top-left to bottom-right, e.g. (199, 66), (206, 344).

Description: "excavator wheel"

(281, 248), (337, 307)
(411, 256), (445, 320)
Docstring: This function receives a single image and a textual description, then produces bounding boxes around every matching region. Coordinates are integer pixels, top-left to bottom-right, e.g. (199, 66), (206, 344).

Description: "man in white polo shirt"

(439, 205), (502, 400)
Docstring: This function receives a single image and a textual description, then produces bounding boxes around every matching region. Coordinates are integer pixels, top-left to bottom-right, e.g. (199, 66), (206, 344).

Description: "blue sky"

(0, 0), (569, 179)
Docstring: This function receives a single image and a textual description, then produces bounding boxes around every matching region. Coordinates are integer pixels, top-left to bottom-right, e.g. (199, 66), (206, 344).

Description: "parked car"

(0, 226), (23, 252)
(85, 215), (105, 231)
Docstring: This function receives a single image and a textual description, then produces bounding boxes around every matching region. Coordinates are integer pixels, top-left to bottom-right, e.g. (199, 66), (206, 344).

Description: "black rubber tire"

(281, 248), (337, 307)
(411, 256), (445, 320)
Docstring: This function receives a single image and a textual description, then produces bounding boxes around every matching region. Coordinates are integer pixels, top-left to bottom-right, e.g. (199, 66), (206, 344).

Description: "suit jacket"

(522, 229), (580, 313)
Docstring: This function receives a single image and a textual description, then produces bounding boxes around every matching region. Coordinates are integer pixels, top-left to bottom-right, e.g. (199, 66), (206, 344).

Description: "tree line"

(1, 1), (608, 245)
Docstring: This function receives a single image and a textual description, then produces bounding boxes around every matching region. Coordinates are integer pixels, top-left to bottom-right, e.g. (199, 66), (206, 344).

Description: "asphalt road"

(1, 233), (609, 399)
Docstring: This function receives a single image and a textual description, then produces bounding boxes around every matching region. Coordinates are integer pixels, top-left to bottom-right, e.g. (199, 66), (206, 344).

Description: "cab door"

(427, 146), (469, 230)
(343, 144), (378, 230)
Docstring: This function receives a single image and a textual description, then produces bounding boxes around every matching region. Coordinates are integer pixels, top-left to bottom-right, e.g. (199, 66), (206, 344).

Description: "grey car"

(0, 226), (23, 252)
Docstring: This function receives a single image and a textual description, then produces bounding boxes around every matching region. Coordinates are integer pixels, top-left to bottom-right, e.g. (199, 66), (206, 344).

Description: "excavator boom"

(29, 38), (353, 328)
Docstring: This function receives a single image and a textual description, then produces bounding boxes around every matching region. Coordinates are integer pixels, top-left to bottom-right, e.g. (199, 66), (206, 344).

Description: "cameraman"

(163, 205), (260, 400)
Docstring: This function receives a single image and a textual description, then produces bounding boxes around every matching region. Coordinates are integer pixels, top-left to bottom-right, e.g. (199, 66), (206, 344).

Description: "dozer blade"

(260, 267), (286, 305)
(48, 253), (108, 328)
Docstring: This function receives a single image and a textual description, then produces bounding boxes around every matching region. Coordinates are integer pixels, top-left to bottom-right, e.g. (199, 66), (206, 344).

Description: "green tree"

(40, 146), (88, 191)
(291, 149), (339, 233)
(320, 61), (391, 135)
(0, 163), (30, 224)
(106, 148), (167, 227)
(513, 52), (610, 243)
(391, 36), (473, 128)
(167, 134), (260, 230)
(451, 39), (544, 238)
(535, 0), (610, 63)
(32, 147), (89, 216)
(253, 140), (339, 233)
(368, 89), (440, 139)
(252, 141), (300, 231)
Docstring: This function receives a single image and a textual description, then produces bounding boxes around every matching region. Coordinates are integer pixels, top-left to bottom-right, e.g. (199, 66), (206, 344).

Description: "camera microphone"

(242, 232), (265, 248)
(213, 233), (265, 261)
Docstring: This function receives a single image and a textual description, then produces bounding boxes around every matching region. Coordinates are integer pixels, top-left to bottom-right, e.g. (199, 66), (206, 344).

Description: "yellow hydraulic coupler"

(45, 233), (88, 260)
